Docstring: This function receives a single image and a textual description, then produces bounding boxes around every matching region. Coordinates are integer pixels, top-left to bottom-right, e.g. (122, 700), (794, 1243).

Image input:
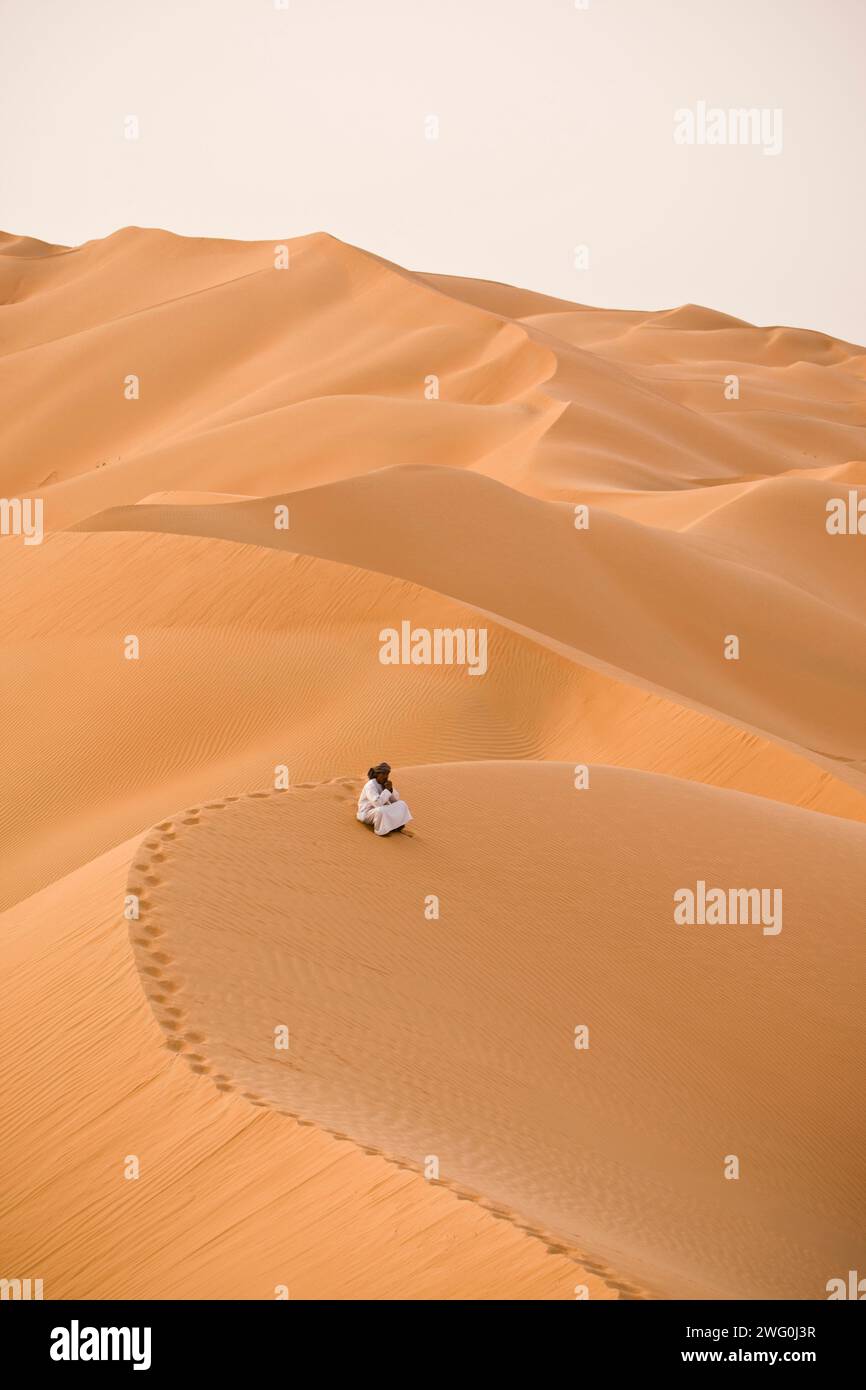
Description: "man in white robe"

(357, 762), (413, 836)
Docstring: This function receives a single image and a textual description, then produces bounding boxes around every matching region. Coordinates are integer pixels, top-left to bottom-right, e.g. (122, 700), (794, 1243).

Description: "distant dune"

(1, 228), (864, 1299)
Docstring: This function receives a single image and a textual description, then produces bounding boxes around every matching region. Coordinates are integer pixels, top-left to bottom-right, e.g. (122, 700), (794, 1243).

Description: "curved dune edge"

(126, 762), (866, 1301)
(129, 798), (643, 1299)
(0, 835), (622, 1301)
(73, 465), (866, 808)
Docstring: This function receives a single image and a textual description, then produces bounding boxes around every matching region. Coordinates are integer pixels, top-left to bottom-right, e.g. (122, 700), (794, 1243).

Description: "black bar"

(3, 1298), (862, 1374)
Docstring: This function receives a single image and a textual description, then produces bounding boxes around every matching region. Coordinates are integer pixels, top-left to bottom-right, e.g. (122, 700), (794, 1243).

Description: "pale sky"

(2, 0), (864, 342)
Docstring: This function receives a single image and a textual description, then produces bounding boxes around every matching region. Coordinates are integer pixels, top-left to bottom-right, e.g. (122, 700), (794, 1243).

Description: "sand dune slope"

(125, 762), (866, 1301)
(0, 835), (619, 1299)
(0, 528), (595, 909)
(76, 465), (866, 806)
(5, 517), (864, 917)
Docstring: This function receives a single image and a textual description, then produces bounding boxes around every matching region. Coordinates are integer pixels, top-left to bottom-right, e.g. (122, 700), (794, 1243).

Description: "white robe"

(357, 779), (413, 835)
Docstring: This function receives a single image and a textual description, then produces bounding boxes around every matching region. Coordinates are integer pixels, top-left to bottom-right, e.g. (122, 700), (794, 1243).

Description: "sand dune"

(122, 762), (866, 1300)
(1, 226), (864, 1300)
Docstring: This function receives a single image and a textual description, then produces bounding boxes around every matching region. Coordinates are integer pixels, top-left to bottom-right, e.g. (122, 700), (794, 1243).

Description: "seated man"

(357, 762), (413, 836)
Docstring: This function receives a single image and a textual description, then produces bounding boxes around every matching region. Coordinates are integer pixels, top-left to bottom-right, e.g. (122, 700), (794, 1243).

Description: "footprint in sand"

(205, 803), (225, 810)
(142, 924), (162, 938)
(142, 966), (163, 978)
(151, 951), (172, 965)
(189, 1062), (211, 1075)
(144, 874), (161, 887)
(156, 821), (173, 831)
(182, 817), (200, 826)
(184, 1031), (206, 1044)
(165, 1038), (185, 1053)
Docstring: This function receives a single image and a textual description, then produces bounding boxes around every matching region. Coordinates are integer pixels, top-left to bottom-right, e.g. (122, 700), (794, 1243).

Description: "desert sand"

(1, 227), (864, 1299)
